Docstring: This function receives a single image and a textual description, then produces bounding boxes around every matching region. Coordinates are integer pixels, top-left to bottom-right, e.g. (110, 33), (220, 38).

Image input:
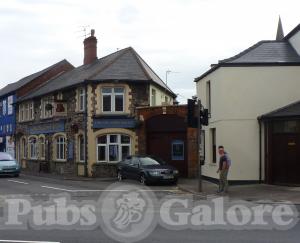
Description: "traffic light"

(200, 108), (209, 126)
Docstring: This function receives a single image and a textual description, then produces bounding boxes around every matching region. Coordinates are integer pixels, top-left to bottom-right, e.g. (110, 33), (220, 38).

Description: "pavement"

(22, 171), (300, 204)
(178, 178), (300, 204)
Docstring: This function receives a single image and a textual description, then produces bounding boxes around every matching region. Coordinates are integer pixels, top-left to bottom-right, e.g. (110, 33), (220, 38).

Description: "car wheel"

(140, 174), (147, 185)
(117, 171), (123, 181)
(14, 174), (19, 177)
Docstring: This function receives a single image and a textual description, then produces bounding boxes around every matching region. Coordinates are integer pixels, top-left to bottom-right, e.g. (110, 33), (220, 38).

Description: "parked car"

(0, 152), (21, 177)
(117, 155), (179, 185)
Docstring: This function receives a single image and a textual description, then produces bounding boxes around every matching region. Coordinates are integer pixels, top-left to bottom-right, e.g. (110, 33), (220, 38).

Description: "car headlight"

(149, 171), (161, 176)
(173, 170), (179, 174)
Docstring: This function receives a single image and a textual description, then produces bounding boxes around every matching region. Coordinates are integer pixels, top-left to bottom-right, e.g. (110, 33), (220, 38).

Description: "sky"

(0, 0), (300, 103)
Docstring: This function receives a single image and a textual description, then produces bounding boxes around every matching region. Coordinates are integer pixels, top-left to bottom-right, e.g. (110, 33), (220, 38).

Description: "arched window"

(78, 134), (85, 162)
(97, 134), (131, 163)
(39, 136), (45, 160)
(28, 137), (37, 159)
(55, 135), (66, 160)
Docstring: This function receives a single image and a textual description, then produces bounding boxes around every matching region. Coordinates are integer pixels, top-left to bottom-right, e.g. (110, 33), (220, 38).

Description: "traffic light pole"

(197, 99), (202, 192)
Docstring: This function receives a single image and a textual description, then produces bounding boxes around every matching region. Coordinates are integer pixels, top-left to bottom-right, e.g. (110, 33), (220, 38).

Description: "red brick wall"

(137, 105), (198, 178)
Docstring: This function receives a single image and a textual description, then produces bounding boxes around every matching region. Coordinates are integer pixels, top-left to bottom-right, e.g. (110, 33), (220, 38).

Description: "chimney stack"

(83, 29), (97, 65)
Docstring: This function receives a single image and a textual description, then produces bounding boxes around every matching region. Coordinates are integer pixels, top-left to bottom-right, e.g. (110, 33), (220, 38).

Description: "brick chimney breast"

(83, 29), (97, 65)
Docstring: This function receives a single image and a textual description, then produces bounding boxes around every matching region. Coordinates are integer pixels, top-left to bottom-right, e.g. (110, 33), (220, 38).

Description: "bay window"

(97, 134), (131, 163)
(102, 87), (124, 112)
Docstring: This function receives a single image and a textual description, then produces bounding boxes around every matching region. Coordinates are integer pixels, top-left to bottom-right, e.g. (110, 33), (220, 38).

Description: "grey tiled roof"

(259, 101), (300, 119)
(195, 26), (300, 82)
(19, 47), (175, 101)
(0, 59), (71, 98)
(219, 41), (300, 64)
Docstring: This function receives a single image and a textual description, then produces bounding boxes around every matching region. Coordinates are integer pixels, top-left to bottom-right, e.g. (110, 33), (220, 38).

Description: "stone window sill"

(53, 160), (67, 163)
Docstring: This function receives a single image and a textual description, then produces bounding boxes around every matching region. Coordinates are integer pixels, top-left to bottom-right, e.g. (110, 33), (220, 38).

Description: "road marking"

(0, 240), (60, 243)
(139, 189), (180, 192)
(7, 180), (29, 185)
(41, 185), (178, 193)
(40, 186), (73, 192)
(41, 185), (127, 192)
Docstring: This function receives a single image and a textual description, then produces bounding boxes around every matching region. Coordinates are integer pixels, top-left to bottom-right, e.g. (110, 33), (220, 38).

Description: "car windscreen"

(140, 157), (162, 166)
(0, 153), (15, 161)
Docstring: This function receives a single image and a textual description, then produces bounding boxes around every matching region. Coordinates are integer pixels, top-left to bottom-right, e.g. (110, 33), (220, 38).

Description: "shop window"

(172, 140), (184, 160)
(97, 134), (131, 163)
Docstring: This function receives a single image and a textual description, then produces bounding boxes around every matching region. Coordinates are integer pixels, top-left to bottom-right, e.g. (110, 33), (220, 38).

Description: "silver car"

(0, 152), (21, 177)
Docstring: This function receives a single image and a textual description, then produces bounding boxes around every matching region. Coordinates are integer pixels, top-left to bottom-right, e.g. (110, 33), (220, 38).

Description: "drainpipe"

(259, 119), (262, 183)
(84, 82), (88, 177)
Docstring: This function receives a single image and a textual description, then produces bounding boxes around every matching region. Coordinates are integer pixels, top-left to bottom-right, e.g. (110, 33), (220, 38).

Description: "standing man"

(216, 145), (230, 193)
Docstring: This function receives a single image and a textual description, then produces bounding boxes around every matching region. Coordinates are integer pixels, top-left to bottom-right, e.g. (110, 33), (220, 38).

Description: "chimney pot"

(91, 29), (95, 37)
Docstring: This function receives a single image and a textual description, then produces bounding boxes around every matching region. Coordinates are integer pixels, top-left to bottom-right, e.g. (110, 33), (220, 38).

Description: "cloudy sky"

(1, 0), (300, 103)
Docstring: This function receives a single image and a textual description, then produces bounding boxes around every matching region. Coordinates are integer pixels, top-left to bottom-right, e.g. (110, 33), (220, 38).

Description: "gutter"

(259, 119), (262, 183)
(84, 81), (88, 177)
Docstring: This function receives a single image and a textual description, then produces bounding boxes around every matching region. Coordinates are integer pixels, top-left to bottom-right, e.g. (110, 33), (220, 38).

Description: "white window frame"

(96, 134), (131, 163)
(28, 137), (38, 159)
(3, 100), (7, 115)
(151, 88), (156, 106)
(55, 135), (66, 161)
(7, 96), (13, 115)
(42, 97), (54, 119)
(29, 102), (34, 120)
(78, 88), (85, 112)
(19, 104), (24, 122)
(101, 87), (125, 113)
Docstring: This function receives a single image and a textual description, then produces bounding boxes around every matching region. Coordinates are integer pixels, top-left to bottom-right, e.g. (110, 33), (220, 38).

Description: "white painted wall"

(288, 30), (300, 55)
(149, 84), (173, 106)
(197, 66), (300, 181)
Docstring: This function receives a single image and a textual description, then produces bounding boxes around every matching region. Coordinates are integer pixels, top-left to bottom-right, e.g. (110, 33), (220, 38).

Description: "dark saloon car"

(117, 156), (179, 185)
(0, 152), (21, 177)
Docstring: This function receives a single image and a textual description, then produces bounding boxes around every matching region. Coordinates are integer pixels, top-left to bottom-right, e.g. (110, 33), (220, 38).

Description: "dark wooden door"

(146, 114), (188, 177)
(147, 132), (188, 177)
(271, 134), (300, 185)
